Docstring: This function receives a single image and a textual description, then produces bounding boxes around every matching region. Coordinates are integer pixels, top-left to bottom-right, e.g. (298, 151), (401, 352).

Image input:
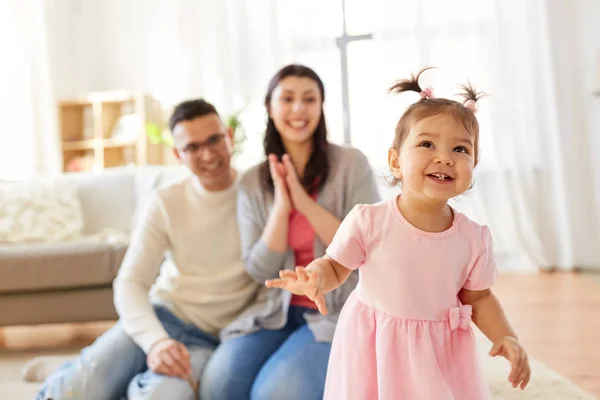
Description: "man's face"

(172, 114), (234, 191)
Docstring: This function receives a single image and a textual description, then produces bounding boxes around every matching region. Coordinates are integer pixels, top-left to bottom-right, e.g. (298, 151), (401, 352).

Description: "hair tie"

(464, 99), (478, 114)
(419, 87), (434, 99)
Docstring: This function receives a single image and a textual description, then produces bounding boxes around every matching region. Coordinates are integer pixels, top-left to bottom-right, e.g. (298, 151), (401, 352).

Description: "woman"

(200, 64), (380, 400)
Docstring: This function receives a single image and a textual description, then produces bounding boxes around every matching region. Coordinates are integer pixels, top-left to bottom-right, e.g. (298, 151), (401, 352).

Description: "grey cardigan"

(221, 144), (381, 342)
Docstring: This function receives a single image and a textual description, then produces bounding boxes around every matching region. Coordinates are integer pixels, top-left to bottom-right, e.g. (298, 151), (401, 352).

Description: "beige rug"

(0, 338), (596, 400)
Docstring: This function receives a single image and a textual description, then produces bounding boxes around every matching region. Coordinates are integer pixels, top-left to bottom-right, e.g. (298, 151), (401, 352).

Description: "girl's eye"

(282, 97), (293, 103)
(454, 146), (468, 153)
(419, 141), (434, 148)
(304, 97), (316, 103)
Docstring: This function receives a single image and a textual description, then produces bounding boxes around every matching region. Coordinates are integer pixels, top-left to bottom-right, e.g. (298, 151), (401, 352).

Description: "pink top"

(288, 195), (319, 310)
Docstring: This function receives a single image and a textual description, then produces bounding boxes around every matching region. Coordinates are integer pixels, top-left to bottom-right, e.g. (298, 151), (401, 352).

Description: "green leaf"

(145, 122), (173, 147)
(160, 132), (174, 147)
(226, 113), (246, 156)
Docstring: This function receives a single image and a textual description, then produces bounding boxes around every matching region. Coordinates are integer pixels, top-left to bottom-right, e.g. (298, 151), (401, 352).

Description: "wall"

(44, 0), (253, 109)
(46, 0), (154, 98)
(45, 0), (104, 98)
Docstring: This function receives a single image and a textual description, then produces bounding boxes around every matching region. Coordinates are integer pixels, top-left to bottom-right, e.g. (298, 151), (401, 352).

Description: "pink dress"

(324, 197), (497, 400)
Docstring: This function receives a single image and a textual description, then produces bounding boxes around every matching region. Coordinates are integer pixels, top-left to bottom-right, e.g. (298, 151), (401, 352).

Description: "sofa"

(0, 165), (189, 327)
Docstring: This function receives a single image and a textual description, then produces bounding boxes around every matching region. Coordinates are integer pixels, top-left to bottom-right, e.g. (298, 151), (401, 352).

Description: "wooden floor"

(1, 272), (599, 397)
(493, 272), (600, 398)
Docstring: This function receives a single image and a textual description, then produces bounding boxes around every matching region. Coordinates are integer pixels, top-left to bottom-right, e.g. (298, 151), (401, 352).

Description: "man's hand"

(147, 338), (192, 379)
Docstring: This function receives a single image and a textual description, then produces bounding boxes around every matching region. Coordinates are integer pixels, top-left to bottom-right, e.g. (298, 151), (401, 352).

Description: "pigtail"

(458, 81), (486, 114)
(387, 66), (434, 97)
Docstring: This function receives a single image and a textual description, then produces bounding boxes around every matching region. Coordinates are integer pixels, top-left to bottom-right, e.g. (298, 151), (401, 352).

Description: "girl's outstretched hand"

(265, 266), (328, 315)
(489, 336), (531, 390)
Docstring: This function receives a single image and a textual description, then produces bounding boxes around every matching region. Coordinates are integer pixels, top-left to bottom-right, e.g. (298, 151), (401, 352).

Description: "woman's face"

(268, 76), (323, 145)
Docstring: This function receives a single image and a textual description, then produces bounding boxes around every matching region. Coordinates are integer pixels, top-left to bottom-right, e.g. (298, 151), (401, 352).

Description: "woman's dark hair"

(259, 64), (330, 193)
(387, 67), (485, 185)
(169, 99), (219, 132)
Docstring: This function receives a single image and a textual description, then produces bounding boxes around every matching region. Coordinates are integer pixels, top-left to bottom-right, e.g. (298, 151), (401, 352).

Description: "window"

(273, 0), (510, 174)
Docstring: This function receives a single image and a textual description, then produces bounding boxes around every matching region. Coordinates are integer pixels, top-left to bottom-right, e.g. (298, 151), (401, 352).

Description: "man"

(36, 99), (259, 400)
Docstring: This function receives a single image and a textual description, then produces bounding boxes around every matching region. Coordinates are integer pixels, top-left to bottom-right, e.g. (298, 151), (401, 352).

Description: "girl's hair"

(388, 67), (484, 185)
(259, 64), (330, 193)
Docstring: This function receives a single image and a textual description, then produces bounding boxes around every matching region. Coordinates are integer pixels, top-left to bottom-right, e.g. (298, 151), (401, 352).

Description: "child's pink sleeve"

(325, 204), (368, 270)
(463, 226), (498, 291)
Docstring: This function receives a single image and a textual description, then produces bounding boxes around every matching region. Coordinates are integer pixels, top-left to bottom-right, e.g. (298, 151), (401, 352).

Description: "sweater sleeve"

(237, 174), (287, 283)
(113, 191), (171, 353)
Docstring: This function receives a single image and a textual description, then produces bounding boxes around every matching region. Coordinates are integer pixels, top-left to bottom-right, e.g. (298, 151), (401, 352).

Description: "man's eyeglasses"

(177, 133), (226, 155)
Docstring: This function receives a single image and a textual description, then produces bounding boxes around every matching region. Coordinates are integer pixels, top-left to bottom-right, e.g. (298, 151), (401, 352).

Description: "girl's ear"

(388, 147), (402, 180)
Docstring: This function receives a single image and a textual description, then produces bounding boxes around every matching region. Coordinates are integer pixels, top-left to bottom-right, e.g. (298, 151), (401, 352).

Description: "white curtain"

(46, 0), (600, 270)
(0, 0), (60, 181)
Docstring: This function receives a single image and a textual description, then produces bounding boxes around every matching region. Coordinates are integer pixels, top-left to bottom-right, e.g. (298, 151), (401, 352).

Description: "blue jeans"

(37, 306), (219, 400)
(200, 306), (331, 400)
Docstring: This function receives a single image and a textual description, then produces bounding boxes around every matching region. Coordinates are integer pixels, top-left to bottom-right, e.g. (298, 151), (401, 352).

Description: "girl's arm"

(266, 255), (352, 315)
(305, 255), (352, 293)
(267, 201), (369, 315)
(458, 288), (517, 343)
(459, 288), (531, 389)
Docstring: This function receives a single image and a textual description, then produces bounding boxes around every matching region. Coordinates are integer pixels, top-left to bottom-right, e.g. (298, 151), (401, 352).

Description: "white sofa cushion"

(66, 165), (189, 235)
(0, 180), (84, 243)
(66, 167), (136, 235)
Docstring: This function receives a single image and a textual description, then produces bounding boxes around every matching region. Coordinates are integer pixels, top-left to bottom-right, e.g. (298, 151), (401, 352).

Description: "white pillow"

(0, 180), (84, 243)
